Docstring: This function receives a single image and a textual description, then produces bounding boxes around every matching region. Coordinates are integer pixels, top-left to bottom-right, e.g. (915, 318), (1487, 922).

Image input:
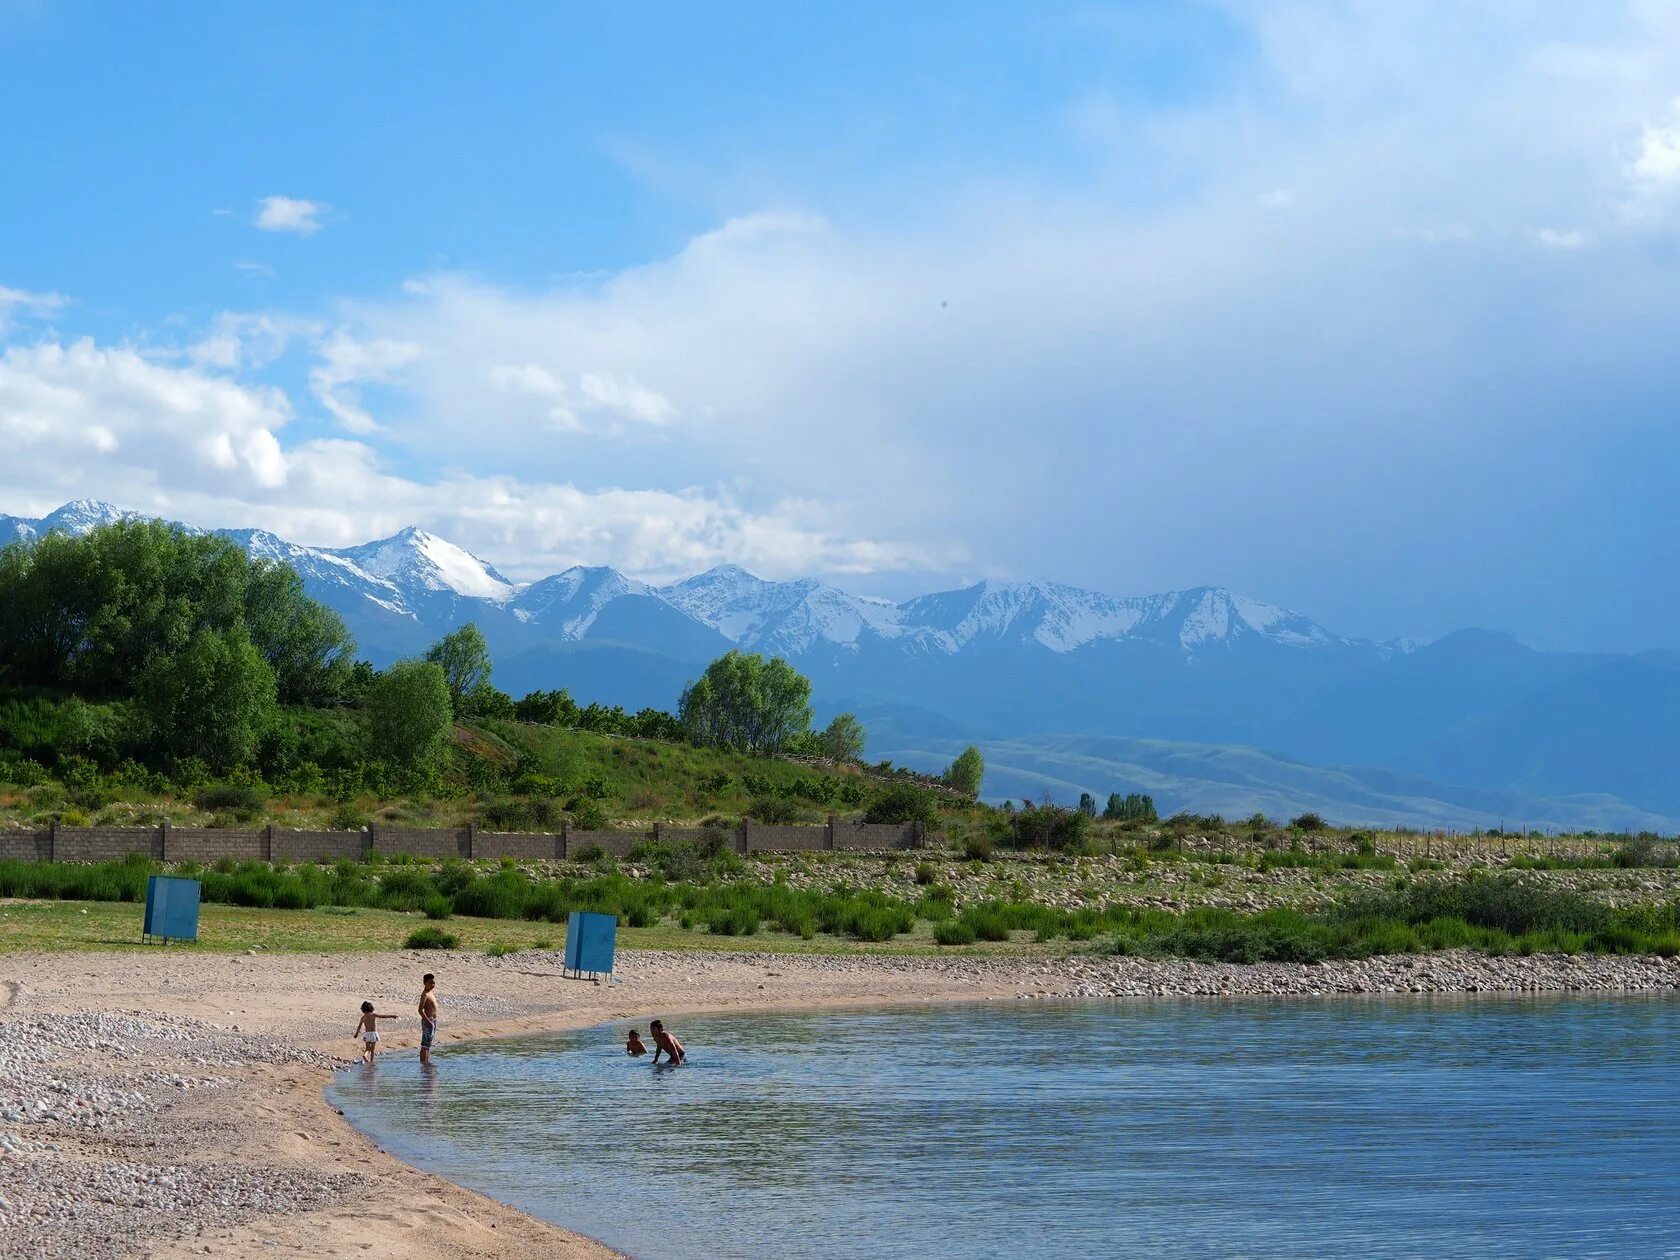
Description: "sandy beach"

(0, 946), (1675, 1260)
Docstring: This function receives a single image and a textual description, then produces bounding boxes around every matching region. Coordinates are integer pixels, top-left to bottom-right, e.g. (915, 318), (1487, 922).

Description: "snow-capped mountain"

(659, 565), (910, 656)
(0, 498), (137, 546)
(6, 500), (1678, 822)
(0, 499), (1374, 661)
(511, 567), (653, 635)
(336, 527), (518, 604)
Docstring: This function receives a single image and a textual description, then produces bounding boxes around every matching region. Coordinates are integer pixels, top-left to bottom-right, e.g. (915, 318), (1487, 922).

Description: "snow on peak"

(511, 566), (650, 633)
(659, 566), (905, 652)
(42, 499), (134, 533)
(338, 527), (518, 602)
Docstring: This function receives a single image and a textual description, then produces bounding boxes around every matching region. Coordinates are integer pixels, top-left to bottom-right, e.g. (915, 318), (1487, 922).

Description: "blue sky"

(1, 1), (1678, 651)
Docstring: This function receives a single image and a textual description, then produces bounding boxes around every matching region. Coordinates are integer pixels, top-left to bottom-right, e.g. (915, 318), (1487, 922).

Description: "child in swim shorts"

(355, 1001), (397, 1063)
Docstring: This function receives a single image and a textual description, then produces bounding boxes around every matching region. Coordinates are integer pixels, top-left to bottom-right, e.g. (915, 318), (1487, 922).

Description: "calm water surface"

(330, 995), (1680, 1259)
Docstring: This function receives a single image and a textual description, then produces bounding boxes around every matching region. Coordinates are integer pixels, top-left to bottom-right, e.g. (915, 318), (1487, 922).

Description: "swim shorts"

(421, 1018), (435, 1049)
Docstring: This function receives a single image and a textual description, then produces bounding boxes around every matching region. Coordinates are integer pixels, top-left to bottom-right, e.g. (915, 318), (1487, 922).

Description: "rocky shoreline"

(0, 947), (1674, 1258)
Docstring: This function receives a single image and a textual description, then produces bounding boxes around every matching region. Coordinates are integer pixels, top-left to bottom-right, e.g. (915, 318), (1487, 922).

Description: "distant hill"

(3, 500), (1673, 825)
(866, 727), (1678, 834)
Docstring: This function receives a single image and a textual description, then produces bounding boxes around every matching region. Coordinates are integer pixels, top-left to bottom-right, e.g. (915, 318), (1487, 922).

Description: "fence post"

(159, 819), (170, 862)
(826, 814), (837, 852)
(263, 822), (275, 863)
(653, 821), (664, 844)
(560, 819), (570, 860)
(466, 822), (477, 860)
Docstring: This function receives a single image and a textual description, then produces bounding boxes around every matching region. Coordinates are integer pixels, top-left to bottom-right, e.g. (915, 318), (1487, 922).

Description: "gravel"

(0, 1012), (353, 1260)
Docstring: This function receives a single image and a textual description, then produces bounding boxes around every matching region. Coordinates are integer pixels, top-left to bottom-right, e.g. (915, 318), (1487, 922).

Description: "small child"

(354, 1001), (398, 1063)
(649, 1018), (685, 1065)
(625, 1028), (648, 1056)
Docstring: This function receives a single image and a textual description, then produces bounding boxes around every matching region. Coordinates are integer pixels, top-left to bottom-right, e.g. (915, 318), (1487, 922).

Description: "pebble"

(0, 1012), (350, 1259)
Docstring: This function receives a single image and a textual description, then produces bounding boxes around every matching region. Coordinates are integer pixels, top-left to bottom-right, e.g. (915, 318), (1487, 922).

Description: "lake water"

(330, 995), (1680, 1259)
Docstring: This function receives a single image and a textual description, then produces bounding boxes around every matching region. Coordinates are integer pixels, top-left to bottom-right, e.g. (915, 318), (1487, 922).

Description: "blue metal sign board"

(143, 875), (201, 944)
(563, 910), (617, 978)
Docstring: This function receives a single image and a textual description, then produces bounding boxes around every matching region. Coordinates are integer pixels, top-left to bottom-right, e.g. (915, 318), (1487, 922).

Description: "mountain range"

(3, 500), (1674, 832)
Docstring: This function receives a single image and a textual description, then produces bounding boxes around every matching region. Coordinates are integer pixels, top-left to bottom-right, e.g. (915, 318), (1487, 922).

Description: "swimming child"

(625, 1028), (648, 1057)
(649, 1019), (685, 1065)
(354, 1001), (398, 1063)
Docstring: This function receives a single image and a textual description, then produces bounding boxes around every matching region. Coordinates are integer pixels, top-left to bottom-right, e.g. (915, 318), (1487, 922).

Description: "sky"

(1, 1), (1678, 652)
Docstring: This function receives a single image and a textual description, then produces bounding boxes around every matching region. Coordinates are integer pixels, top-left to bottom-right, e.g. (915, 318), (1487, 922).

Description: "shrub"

(863, 784), (938, 828)
(933, 918), (977, 946)
(569, 799), (609, 830)
(914, 861), (937, 885)
(1290, 812), (1327, 832)
(404, 926), (458, 950)
(329, 802), (370, 830)
(1011, 804), (1088, 851)
(962, 834), (995, 862)
(572, 842), (606, 863)
(422, 894), (453, 920)
(746, 796), (805, 824)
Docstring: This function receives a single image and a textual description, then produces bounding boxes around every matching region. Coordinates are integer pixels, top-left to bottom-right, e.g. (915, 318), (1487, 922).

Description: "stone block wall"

(473, 832), (562, 861)
(0, 818), (920, 865)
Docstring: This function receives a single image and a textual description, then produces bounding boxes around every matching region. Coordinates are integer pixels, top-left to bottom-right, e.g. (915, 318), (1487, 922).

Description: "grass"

(0, 897), (1047, 955)
(0, 854), (1672, 960)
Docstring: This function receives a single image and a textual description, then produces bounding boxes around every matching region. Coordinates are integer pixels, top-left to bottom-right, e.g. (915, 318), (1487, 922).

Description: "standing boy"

(418, 972), (439, 1064)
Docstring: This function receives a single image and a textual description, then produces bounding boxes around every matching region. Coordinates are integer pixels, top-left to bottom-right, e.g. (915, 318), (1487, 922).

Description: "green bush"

(404, 926), (458, 949)
(933, 918), (977, 946)
(1010, 803), (1088, 851)
(863, 783), (938, 828)
(569, 799), (609, 830)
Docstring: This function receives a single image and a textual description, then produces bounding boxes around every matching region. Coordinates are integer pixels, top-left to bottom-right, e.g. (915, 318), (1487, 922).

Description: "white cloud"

(1630, 103), (1680, 185)
(255, 195), (327, 235)
(0, 284), (69, 334)
(1535, 227), (1592, 249)
(0, 340), (291, 491)
(308, 331), (420, 434)
(232, 261), (276, 278)
(0, 334), (928, 582)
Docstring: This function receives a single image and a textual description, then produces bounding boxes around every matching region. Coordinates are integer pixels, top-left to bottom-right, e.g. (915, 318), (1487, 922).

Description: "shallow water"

(330, 994), (1680, 1259)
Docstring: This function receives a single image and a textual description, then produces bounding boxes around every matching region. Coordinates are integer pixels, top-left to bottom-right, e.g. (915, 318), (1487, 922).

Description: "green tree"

(678, 650), (813, 755)
(465, 681), (516, 720)
(819, 712), (867, 762)
(514, 688), (580, 726)
(1103, 792), (1158, 822)
(1078, 791), (1097, 818)
(0, 518), (354, 709)
(365, 660), (453, 768)
(425, 623), (493, 713)
(943, 745), (984, 798)
(243, 563), (355, 705)
(135, 625), (277, 771)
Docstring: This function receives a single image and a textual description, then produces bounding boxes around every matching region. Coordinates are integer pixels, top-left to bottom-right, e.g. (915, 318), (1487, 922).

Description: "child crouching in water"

(625, 1028), (648, 1056)
(355, 1001), (398, 1063)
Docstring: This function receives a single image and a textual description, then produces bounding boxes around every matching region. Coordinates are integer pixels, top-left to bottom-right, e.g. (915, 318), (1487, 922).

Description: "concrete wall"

(0, 818), (922, 865)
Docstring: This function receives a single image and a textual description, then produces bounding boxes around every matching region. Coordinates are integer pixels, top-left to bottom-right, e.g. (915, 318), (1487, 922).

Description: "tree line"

(0, 522), (908, 788)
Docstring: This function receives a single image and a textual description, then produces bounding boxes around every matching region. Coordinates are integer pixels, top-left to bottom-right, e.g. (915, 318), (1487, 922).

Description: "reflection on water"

(330, 994), (1680, 1260)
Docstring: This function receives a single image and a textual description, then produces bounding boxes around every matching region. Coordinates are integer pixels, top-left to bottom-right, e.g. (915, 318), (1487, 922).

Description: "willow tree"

(678, 650), (813, 756)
